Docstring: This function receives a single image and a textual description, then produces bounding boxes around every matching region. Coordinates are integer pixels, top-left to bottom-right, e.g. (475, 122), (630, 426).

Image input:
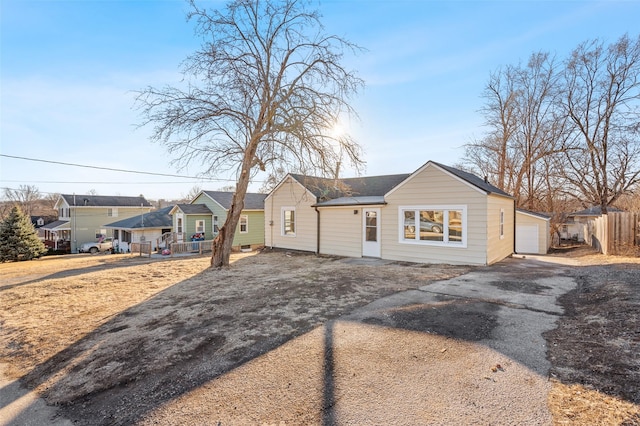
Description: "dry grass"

(549, 381), (640, 425)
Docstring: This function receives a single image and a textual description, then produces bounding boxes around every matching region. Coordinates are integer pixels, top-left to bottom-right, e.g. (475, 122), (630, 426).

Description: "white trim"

(194, 191), (227, 211)
(362, 208), (381, 257)
(239, 215), (248, 233)
(398, 205), (467, 248)
(499, 209), (505, 240)
(265, 174), (317, 202)
(516, 210), (551, 221)
(196, 219), (206, 233)
(281, 206), (296, 237)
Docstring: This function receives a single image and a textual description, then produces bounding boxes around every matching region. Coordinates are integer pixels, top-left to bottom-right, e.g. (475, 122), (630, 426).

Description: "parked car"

(79, 237), (114, 254)
(404, 219), (443, 234)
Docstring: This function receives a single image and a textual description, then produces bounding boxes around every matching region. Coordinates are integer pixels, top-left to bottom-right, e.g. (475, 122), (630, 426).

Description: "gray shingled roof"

(61, 194), (152, 207)
(41, 220), (70, 230)
(571, 206), (623, 216)
(290, 173), (411, 202)
(516, 208), (551, 220)
(201, 191), (267, 210)
(431, 162), (513, 198)
(174, 204), (213, 215)
(105, 206), (173, 229)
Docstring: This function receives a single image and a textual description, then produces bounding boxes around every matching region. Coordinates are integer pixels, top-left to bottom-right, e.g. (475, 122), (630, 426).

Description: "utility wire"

(0, 154), (233, 181)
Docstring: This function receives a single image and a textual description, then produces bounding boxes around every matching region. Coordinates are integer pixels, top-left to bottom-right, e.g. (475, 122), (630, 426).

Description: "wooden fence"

(585, 212), (640, 256)
(130, 241), (153, 257)
(169, 239), (213, 256)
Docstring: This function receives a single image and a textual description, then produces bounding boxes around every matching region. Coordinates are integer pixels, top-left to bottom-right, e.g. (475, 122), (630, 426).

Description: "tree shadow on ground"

(2, 251), (638, 425)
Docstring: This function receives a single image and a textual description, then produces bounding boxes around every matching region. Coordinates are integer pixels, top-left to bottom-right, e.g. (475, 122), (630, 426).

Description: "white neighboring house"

(104, 206), (173, 252)
(560, 206), (623, 242)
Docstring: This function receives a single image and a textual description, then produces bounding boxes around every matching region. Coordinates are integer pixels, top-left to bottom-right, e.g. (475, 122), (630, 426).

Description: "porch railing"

(130, 241), (153, 257)
(170, 239), (214, 256)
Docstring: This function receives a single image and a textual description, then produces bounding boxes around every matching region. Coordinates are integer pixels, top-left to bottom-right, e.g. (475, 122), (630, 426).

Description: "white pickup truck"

(79, 238), (114, 254)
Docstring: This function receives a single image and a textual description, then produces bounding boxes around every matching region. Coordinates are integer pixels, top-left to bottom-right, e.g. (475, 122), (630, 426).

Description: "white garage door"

(516, 225), (539, 254)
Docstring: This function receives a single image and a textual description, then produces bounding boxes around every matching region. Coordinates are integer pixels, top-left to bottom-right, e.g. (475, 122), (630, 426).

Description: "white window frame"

(107, 208), (118, 217)
(196, 219), (205, 233)
(499, 209), (505, 240)
(239, 215), (248, 233)
(176, 216), (183, 234)
(213, 215), (219, 233)
(398, 205), (467, 248)
(281, 207), (296, 236)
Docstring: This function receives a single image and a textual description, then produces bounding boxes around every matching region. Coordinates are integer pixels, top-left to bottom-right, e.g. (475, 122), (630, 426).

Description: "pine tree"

(0, 205), (47, 262)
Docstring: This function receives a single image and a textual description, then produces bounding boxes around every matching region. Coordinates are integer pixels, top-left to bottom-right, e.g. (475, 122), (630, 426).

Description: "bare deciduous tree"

(136, 0), (365, 267)
(2, 185), (41, 218)
(560, 34), (640, 213)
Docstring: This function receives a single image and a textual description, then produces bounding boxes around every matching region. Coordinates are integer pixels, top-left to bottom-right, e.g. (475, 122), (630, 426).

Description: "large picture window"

(400, 205), (466, 246)
(282, 207), (296, 236)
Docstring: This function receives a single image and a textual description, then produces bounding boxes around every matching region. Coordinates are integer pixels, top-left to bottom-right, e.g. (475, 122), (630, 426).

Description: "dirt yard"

(1, 247), (639, 425)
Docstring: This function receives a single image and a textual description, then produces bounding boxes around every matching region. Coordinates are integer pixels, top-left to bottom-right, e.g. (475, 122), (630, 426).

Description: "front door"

(362, 208), (381, 257)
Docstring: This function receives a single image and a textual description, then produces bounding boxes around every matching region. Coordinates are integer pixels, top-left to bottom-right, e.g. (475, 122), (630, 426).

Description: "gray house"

(104, 206), (173, 252)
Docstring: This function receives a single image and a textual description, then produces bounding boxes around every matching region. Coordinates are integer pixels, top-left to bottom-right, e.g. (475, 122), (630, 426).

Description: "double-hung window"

(499, 209), (505, 239)
(239, 215), (248, 233)
(196, 220), (205, 233)
(282, 207), (296, 236)
(399, 205), (466, 247)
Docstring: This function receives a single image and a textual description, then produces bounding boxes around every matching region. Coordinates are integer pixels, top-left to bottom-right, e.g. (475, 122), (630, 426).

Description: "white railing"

(170, 239), (214, 256)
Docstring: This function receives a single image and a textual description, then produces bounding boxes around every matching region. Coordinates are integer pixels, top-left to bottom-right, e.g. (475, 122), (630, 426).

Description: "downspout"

(315, 205), (320, 255)
(513, 198), (516, 256)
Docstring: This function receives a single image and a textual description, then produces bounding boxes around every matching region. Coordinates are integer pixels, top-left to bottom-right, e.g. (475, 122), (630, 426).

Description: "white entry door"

(362, 208), (381, 257)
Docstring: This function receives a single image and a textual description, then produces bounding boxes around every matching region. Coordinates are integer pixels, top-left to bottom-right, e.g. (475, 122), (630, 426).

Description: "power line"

(1, 180), (207, 185)
(0, 154), (233, 181)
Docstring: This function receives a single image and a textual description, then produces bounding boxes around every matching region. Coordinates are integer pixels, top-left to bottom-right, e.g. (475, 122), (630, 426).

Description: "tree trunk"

(210, 138), (258, 268)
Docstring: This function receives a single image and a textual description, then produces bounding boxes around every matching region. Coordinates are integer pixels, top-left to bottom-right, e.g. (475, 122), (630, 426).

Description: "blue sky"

(2, 0), (639, 200)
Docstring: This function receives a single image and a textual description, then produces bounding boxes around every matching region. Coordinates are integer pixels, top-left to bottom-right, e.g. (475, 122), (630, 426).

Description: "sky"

(1, 0), (639, 201)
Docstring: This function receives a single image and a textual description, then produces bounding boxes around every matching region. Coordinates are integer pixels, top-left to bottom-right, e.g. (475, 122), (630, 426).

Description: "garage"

(515, 209), (551, 254)
(516, 225), (539, 253)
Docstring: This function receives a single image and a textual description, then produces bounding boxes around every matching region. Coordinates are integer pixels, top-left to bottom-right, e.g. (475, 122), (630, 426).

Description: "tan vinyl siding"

(486, 195), (515, 265)
(516, 211), (550, 254)
(383, 164), (489, 265)
(265, 176), (318, 252)
(318, 207), (362, 257)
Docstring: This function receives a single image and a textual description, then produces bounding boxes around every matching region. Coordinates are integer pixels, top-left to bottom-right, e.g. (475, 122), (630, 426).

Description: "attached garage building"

(515, 209), (550, 255)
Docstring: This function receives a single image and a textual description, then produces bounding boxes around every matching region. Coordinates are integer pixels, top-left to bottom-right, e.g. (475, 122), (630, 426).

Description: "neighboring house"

(515, 209), (551, 255)
(170, 190), (267, 251)
(53, 194), (153, 253)
(560, 206), (623, 242)
(104, 206), (173, 252)
(265, 161), (515, 266)
(30, 215), (56, 242)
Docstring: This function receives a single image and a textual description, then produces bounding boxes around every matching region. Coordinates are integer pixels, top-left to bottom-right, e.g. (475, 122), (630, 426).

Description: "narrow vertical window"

(499, 209), (505, 239)
(213, 216), (219, 232)
(239, 215), (248, 233)
(282, 207), (296, 236)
